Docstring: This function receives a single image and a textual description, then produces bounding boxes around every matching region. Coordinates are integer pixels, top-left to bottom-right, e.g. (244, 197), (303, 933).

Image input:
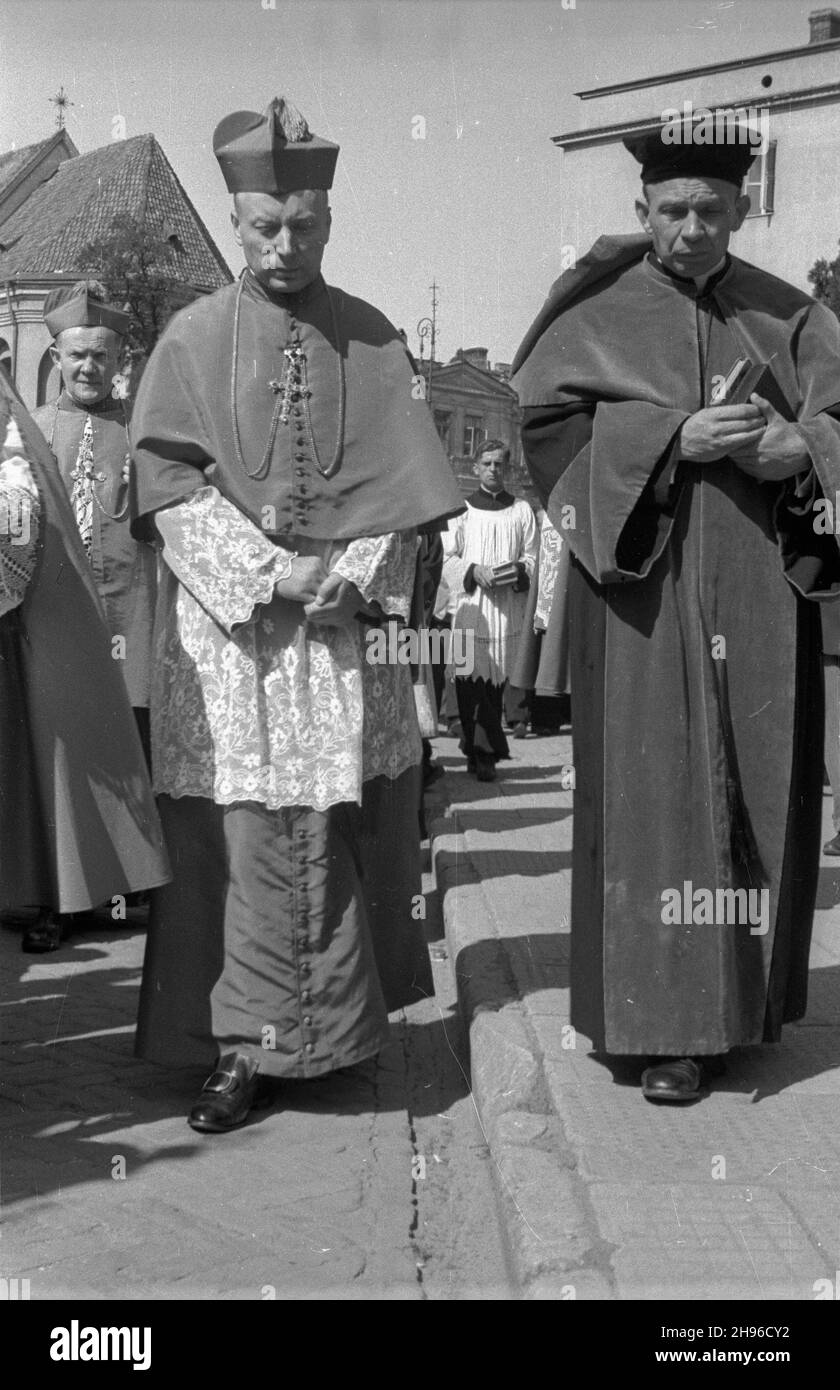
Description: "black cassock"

(514, 238), (840, 1055)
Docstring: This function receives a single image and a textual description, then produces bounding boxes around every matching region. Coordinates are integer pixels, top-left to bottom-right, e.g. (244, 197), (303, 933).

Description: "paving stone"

(432, 731), (840, 1301)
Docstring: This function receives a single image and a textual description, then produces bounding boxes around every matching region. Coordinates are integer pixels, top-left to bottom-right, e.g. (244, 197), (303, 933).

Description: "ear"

(48, 342), (61, 369)
(230, 206), (242, 248)
(732, 193), (750, 230)
(635, 196), (652, 234)
(323, 204), (331, 246)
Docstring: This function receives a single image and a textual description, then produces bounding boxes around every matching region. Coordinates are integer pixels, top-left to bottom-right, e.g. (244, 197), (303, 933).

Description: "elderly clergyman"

(0, 371), (168, 952)
(129, 98), (463, 1132)
(33, 282), (156, 766)
(512, 117), (840, 1103)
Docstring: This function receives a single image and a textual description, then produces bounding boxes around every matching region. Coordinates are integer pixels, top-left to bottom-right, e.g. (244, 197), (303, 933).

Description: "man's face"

(635, 176), (750, 279)
(50, 326), (123, 407)
(474, 450), (508, 493)
(232, 189), (331, 294)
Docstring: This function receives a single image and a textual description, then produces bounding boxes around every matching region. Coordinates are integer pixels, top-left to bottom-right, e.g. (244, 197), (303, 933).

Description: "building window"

(37, 347), (60, 406)
(433, 410), (452, 449)
(463, 415), (484, 457)
(745, 140), (776, 218)
(0, 338), (10, 378)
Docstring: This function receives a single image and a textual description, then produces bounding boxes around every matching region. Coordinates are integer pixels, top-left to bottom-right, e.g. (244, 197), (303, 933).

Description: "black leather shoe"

(824, 834), (840, 856)
(641, 1057), (704, 1103)
(474, 753), (497, 782)
(21, 912), (71, 954)
(188, 1053), (264, 1133)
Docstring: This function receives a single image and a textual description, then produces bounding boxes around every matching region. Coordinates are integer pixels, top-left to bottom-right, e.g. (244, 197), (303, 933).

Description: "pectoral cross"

(270, 343), (307, 424)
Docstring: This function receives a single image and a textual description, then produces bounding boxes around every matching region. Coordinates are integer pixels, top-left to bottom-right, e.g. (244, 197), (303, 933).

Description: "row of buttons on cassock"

(289, 317), (311, 529)
(295, 815), (317, 1053)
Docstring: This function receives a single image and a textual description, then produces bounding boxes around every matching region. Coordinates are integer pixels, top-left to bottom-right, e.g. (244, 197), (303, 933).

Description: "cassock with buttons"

(129, 98), (464, 1099)
(33, 284), (157, 736)
(513, 126), (840, 1063)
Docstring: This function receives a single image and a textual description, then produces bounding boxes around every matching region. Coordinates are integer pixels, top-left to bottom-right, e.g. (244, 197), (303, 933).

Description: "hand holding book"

(678, 356), (806, 478)
(716, 358), (808, 481)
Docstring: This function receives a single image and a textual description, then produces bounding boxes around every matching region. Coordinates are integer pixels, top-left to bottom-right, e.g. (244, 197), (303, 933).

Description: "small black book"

(710, 358), (795, 420)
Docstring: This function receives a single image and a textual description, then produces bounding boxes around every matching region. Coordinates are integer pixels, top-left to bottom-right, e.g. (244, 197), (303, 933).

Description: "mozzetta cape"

(0, 376), (169, 913)
(130, 271), (464, 542)
(514, 237), (840, 1055)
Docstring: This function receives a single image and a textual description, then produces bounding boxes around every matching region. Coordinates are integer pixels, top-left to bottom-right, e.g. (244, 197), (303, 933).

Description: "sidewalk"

(430, 729), (840, 1301)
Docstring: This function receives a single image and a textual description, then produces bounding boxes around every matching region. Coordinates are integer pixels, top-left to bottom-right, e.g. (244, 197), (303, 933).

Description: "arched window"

(37, 347), (59, 406)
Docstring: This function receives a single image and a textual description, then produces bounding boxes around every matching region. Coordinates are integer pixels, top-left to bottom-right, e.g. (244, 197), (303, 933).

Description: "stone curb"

(430, 809), (615, 1300)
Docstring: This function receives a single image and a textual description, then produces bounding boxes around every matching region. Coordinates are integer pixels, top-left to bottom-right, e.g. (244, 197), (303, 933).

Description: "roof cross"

(49, 86), (74, 130)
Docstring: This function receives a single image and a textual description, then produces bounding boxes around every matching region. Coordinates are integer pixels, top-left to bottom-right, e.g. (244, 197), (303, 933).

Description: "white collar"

(692, 256), (727, 292)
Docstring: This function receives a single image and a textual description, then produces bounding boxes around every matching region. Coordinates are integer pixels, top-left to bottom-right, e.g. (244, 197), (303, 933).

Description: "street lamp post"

(416, 280), (439, 410)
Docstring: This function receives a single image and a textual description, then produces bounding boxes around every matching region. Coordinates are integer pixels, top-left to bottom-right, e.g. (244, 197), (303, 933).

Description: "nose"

(273, 228), (295, 259)
(682, 213), (705, 241)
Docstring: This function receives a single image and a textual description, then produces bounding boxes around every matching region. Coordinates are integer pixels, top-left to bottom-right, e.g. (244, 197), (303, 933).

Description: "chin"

(266, 270), (306, 291)
(672, 255), (714, 272)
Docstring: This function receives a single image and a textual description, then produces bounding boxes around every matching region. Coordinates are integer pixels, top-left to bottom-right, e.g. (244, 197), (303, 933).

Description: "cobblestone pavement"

(0, 845), (512, 1301)
(432, 729), (840, 1301)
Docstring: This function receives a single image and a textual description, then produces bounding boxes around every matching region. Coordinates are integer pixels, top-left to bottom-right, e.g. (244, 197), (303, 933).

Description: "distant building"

(424, 347), (530, 498)
(552, 6), (840, 293)
(0, 131), (231, 407)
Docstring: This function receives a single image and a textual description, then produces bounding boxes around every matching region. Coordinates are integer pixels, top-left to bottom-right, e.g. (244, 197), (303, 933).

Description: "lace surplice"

(443, 498), (538, 684)
(535, 514), (565, 632)
(0, 443), (41, 619)
(153, 485), (419, 811)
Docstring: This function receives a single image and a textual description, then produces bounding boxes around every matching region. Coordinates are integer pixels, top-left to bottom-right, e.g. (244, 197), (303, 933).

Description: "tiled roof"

(0, 138), (55, 197)
(0, 133), (231, 288)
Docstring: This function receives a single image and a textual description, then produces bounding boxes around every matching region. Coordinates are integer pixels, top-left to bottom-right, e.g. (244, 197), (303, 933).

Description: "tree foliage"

(76, 213), (199, 358)
(808, 241), (840, 318)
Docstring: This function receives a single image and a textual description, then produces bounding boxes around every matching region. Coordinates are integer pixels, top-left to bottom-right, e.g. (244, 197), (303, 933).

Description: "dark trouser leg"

(456, 676), (510, 762)
(503, 682), (529, 728)
(455, 676), (479, 760)
(430, 617), (450, 717)
(530, 692), (566, 733)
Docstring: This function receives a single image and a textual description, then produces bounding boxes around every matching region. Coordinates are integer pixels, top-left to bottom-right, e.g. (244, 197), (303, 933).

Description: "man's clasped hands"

(274, 556), (379, 628)
(678, 391), (808, 481)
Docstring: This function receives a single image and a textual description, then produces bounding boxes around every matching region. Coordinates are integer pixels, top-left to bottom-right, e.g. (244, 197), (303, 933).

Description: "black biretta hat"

(214, 97), (339, 194)
(624, 112), (763, 187)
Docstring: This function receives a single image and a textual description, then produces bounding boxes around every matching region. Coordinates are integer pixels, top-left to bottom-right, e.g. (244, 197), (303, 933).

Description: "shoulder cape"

(130, 277), (465, 541)
(512, 234), (652, 393)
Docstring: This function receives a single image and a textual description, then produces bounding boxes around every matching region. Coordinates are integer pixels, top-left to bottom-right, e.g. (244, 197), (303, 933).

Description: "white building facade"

(553, 7), (840, 293)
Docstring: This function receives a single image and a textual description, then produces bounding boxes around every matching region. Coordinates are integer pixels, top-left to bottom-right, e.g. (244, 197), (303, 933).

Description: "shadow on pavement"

(0, 919), (469, 1209)
(447, 807), (572, 833)
(437, 843), (571, 882)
